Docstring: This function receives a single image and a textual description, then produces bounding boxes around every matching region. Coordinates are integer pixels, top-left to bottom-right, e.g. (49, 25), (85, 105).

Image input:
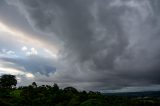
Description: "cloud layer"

(3, 0), (160, 91)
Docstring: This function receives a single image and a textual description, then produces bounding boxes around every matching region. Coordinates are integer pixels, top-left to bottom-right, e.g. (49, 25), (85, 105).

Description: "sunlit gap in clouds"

(0, 20), (58, 82)
(0, 67), (34, 78)
(0, 21), (59, 59)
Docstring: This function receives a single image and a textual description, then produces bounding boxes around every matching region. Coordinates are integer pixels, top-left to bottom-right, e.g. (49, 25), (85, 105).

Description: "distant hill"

(103, 91), (160, 97)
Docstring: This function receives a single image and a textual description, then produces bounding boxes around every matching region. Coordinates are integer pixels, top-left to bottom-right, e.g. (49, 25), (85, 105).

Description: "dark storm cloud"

(5, 0), (160, 91)
(13, 0), (128, 69)
(0, 0), (35, 35)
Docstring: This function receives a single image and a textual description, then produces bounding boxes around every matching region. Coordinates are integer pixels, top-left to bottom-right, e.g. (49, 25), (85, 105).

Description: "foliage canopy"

(0, 74), (17, 88)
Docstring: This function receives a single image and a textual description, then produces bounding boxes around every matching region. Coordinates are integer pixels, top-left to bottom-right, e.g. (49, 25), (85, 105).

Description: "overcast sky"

(0, 0), (160, 92)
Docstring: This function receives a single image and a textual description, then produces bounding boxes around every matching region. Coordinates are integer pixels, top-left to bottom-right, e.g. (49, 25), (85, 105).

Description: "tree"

(32, 82), (37, 88)
(0, 74), (17, 88)
(53, 83), (59, 91)
(64, 87), (78, 93)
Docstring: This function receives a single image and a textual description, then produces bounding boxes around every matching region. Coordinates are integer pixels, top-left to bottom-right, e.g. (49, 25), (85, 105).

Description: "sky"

(0, 0), (160, 92)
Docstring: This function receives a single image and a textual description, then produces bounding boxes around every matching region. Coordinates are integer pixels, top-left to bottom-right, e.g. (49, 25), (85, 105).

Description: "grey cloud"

(0, 56), (56, 75)
(5, 0), (160, 91)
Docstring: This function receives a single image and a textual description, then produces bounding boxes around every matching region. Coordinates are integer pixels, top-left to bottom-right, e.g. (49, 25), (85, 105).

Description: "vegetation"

(0, 74), (17, 88)
(0, 74), (160, 106)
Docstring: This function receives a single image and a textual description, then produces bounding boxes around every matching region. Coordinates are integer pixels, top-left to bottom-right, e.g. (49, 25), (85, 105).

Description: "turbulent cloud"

(4, 0), (160, 91)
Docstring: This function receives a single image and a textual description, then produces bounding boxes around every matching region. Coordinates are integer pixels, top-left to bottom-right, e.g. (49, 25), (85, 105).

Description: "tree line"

(0, 74), (160, 106)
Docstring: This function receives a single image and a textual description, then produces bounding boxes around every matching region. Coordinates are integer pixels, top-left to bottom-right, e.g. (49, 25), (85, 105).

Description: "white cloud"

(44, 48), (58, 59)
(26, 73), (35, 79)
(26, 47), (38, 56)
(0, 49), (16, 57)
(0, 67), (24, 75)
(31, 48), (38, 55)
(21, 46), (28, 51)
(6, 50), (15, 55)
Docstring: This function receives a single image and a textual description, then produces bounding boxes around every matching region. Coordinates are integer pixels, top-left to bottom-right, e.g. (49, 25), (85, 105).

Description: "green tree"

(32, 82), (37, 88)
(64, 87), (78, 93)
(53, 83), (59, 91)
(0, 74), (17, 88)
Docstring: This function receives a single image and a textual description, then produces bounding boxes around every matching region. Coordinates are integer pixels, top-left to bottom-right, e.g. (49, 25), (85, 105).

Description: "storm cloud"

(4, 0), (160, 91)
